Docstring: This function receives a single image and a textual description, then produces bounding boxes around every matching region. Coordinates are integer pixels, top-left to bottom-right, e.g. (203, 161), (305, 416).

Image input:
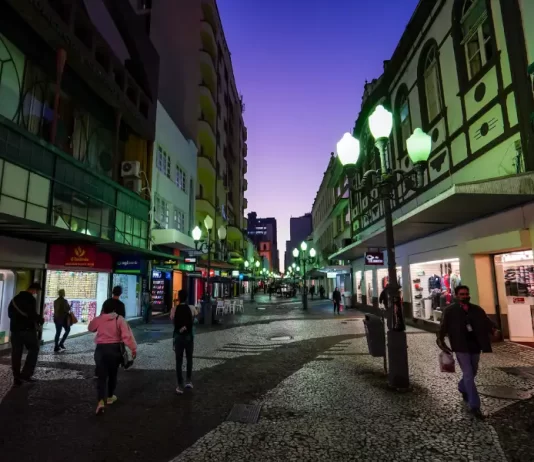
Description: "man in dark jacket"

(101, 286), (126, 318)
(332, 287), (342, 314)
(9, 282), (43, 386)
(438, 285), (496, 419)
(173, 289), (193, 395)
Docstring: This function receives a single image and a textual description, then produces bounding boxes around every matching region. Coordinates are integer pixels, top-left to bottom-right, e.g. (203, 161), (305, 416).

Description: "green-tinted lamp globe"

(292, 248), (299, 258)
(244, 261), (249, 268)
(369, 104), (393, 140)
(292, 262), (296, 268)
(255, 260), (260, 268)
(203, 214), (214, 230)
(192, 226), (202, 241)
(336, 133), (360, 166)
(300, 241), (308, 251)
(296, 266), (300, 272)
(406, 128), (432, 164)
(309, 248), (317, 258)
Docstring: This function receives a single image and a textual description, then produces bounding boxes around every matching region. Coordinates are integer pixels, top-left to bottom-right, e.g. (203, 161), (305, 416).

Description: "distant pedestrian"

(89, 303), (137, 415)
(143, 293), (153, 324)
(310, 285), (316, 300)
(173, 289), (194, 395)
(9, 282), (43, 387)
(319, 285), (325, 299)
(332, 287), (341, 315)
(53, 289), (71, 352)
(101, 286), (126, 318)
(379, 285), (388, 309)
(437, 285), (497, 420)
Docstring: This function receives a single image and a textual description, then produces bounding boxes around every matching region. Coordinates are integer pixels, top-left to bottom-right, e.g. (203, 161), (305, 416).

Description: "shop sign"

(513, 297), (526, 304)
(152, 259), (175, 269)
(188, 271), (203, 277)
(231, 270), (239, 277)
(365, 252), (384, 266)
(327, 272), (337, 279)
(115, 259), (142, 273)
(184, 257), (197, 264)
(221, 271), (229, 277)
(65, 245), (96, 267)
(176, 263), (195, 272)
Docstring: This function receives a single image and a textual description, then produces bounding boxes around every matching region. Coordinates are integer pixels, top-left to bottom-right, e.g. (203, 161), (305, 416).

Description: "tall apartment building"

(130, 0), (248, 266)
(284, 213), (313, 270)
(247, 212), (279, 271)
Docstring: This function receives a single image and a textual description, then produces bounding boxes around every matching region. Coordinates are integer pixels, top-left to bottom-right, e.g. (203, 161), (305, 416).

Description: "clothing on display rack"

(450, 272), (461, 291)
(504, 265), (534, 297)
(428, 275), (441, 290)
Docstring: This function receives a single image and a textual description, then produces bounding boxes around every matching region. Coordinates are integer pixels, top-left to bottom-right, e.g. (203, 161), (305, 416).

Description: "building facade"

(330, 0), (534, 343)
(247, 212), (279, 271)
(284, 213), (313, 270)
(133, 0), (249, 271)
(0, 0), (162, 343)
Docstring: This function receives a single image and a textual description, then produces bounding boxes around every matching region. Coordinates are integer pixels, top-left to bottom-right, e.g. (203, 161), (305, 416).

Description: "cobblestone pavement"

(1, 301), (534, 461)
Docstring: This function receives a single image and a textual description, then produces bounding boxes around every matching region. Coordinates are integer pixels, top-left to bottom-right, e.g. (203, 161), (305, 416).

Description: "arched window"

(454, 0), (495, 83)
(420, 43), (443, 126)
(394, 86), (411, 158)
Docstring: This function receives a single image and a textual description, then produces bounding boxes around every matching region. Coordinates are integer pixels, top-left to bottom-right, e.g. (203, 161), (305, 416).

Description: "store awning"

(330, 173), (534, 261)
(0, 213), (179, 261)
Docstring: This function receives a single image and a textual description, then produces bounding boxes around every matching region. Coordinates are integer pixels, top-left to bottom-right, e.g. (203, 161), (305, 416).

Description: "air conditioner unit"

(121, 161), (141, 178)
(123, 178), (142, 194)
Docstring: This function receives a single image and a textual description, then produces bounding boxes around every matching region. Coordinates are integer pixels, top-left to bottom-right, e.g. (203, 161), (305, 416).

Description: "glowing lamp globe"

(369, 105), (393, 140)
(292, 263), (296, 268)
(309, 248), (317, 258)
(255, 260), (260, 268)
(336, 133), (360, 166)
(296, 266), (300, 272)
(300, 241), (308, 251)
(292, 248), (299, 258)
(244, 261), (249, 268)
(217, 226), (227, 240)
(406, 128), (432, 164)
(192, 226), (202, 241)
(203, 214), (214, 230)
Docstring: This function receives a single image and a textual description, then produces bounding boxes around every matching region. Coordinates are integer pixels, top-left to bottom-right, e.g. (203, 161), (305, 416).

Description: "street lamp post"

(336, 106), (431, 390)
(293, 242), (317, 311)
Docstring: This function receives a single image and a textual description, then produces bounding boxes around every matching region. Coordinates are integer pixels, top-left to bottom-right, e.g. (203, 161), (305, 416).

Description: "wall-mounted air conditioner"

(123, 178), (142, 194)
(121, 161), (141, 178)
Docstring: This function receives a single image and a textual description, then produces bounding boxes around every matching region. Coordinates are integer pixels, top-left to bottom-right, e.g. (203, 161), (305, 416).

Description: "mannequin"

(450, 270), (461, 292)
(428, 274), (441, 290)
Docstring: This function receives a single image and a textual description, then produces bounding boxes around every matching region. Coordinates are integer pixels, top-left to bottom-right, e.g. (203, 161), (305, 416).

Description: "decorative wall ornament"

(430, 151), (447, 173)
(474, 82), (486, 102)
(475, 118), (498, 140)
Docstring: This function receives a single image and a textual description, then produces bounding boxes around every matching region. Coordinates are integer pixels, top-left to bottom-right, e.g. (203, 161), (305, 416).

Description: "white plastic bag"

(439, 351), (455, 373)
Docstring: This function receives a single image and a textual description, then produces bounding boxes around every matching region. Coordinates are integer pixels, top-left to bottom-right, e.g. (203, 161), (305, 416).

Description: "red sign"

(513, 297), (526, 304)
(64, 245), (96, 267)
(365, 251), (384, 266)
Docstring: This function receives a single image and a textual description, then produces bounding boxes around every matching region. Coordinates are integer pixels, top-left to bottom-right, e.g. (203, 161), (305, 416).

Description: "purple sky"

(218, 0), (419, 271)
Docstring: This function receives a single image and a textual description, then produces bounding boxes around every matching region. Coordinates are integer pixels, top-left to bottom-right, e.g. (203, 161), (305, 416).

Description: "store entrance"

(494, 251), (534, 345)
(0, 270), (16, 345)
(43, 270), (109, 343)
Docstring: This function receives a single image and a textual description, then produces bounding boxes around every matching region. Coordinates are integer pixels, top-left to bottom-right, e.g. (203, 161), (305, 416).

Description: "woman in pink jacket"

(88, 303), (137, 415)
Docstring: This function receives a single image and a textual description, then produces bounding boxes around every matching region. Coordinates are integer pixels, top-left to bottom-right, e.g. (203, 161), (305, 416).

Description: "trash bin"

(363, 314), (386, 357)
(343, 294), (352, 309)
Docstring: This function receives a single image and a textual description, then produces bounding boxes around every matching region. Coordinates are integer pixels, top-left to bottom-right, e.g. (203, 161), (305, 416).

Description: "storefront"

(151, 267), (172, 312)
(112, 259), (147, 319)
(409, 258), (461, 324)
(44, 244), (112, 342)
(355, 271), (362, 303)
(0, 236), (46, 345)
(494, 250), (534, 344)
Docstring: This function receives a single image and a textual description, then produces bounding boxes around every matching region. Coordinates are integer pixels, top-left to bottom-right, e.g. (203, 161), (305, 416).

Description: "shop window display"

(355, 271), (362, 303)
(410, 259), (460, 323)
(112, 273), (140, 319)
(376, 267), (403, 306)
(364, 270), (373, 304)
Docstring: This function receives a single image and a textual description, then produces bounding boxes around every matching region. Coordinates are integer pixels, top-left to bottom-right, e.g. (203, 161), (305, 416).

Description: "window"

(175, 165), (186, 192)
(155, 195), (169, 228)
(173, 207), (185, 232)
(156, 146), (170, 178)
(461, 0), (493, 79)
(394, 87), (411, 158)
(422, 45), (442, 123)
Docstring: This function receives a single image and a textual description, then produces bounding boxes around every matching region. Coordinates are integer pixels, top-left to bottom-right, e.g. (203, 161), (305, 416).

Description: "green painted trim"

(115, 270), (140, 274)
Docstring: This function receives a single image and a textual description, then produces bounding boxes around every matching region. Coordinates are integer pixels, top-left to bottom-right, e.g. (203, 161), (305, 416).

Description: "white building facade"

(331, 0), (534, 343)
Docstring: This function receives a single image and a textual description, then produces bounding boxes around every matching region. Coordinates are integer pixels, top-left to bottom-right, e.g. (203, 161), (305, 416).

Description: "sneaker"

(54, 347), (60, 353)
(175, 386), (184, 395)
(470, 408), (485, 420)
(461, 392), (468, 402)
(106, 395), (118, 405)
(185, 382), (194, 389)
(59, 344), (66, 350)
(20, 377), (38, 383)
(13, 378), (22, 388)
(96, 400), (105, 415)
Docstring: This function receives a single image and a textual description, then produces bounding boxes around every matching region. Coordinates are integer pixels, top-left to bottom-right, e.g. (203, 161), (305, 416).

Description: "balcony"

(198, 119), (216, 164)
(201, 0), (218, 33)
(243, 159), (248, 174)
(243, 178), (248, 191)
(8, 0), (156, 140)
(200, 20), (217, 62)
(151, 228), (195, 250)
(0, 114), (150, 249)
(243, 143), (248, 158)
(199, 50), (217, 95)
(244, 198), (248, 209)
(199, 84), (216, 129)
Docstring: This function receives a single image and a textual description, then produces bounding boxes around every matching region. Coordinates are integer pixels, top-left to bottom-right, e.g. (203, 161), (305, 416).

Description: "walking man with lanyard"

(438, 285), (497, 419)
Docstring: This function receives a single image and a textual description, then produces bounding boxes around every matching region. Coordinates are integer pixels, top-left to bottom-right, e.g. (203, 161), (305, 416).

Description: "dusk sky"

(218, 0), (419, 271)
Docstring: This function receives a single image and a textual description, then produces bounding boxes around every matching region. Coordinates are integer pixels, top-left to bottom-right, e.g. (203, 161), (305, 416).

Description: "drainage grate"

(226, 403), (262, 424)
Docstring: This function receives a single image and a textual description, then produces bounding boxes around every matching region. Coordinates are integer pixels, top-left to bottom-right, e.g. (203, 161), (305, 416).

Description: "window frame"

(417, 39), (444, 130)
(393, 85), (412, 160)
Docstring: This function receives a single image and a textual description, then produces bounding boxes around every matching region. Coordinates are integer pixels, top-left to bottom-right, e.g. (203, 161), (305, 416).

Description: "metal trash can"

(363, 314), (386, 357)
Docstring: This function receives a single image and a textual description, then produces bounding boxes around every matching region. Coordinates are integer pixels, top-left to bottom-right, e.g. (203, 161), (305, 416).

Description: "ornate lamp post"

(192, 215), (227, 301)
(336, 105), (431, 390)
(293, 241), (317, 311)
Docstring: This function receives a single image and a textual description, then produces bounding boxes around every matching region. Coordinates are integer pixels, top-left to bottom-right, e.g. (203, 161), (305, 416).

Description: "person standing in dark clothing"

(9, 282), (43, 386)
(102, 286), (126, 317)
(173, 289), (194, 395)
(319, 285), (325, 299)
(332, 287), (342, 314)
(379, 285), (389, 308)
(438, 285), (497, 419)
(54, 289), (71, 352)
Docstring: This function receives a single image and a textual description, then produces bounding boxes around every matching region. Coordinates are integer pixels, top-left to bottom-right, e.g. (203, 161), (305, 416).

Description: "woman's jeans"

(175, 334), (194, 387)
(54, 318), (71, 349)
(94, 343), (122, 402)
